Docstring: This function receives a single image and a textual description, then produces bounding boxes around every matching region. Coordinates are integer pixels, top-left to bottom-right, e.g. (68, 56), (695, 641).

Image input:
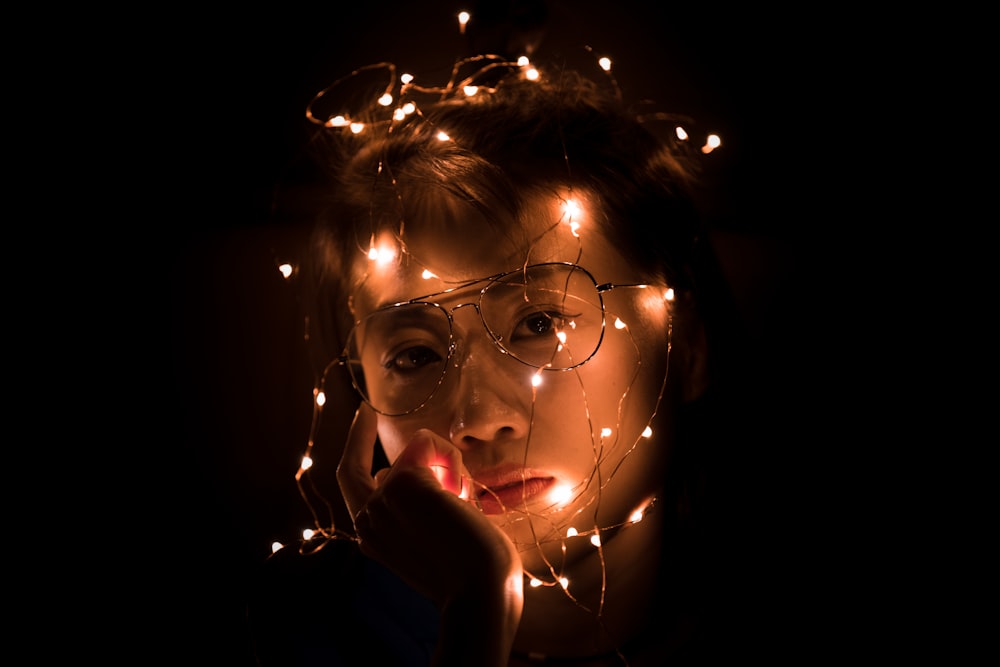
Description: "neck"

(511, 504), (668, 663)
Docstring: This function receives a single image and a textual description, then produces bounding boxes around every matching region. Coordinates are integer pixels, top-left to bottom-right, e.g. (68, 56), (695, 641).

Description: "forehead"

(350, 189), (636, 314)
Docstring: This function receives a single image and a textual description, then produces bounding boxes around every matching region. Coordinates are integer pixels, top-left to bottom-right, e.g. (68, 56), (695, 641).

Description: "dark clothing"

(248, 539), (439, 667)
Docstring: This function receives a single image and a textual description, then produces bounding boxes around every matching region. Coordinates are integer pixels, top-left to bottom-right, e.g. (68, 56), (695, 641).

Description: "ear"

(672, 315), (710, 403)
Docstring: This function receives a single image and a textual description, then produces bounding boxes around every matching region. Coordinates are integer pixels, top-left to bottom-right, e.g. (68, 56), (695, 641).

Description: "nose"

(447, 322), (531, 450)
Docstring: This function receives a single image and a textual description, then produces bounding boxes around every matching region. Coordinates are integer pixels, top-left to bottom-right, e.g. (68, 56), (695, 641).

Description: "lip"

(473, 465), (556, 515)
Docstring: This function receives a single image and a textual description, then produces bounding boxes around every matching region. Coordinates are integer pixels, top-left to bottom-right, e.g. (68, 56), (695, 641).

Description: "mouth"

(473, 466), (556, 515)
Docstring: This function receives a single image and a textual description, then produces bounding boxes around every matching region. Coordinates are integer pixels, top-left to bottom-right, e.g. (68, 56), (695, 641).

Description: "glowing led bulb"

(463, 85), (478, 96)
(556, 331), (567, 344)
(393, 108), (405, 121)
(664, 288), (675, 301)
(614, 317), (627, 329)
(531, 370), (544, 387)
(702, 134), (722, 154)
(642, 426), (653, 438)
(421, 269), (437, 279)
(271, 541), (284, 553)
(369, 245), (396, 264)
(590, 533), (602, 547)
(529, 577), (543, 588)
(549, 484), (572, 505)
(350, 122), (364, 134)
(525, 67), (539, 81)
(675, 126), (689, 141)
(301, 455), (313, 471)
(329, 115), (348, 127)
(598, 57), (612, 71)
(303, 528), (315, 540)
(436, 131), (450, 141)
(400, 73), (414, 84)
(458, 11), (470, 33)
(564, 198), (582, 218)
(630, 508), (645, 523)
(377, 93), (393, 106)
(278, 263), (293, 278)
(600, 427), (612, 438)
(566, 526), (578, 537)
(315, 391), (326, 407)
(402, 102), (416, 115)
(517, 56), (530, 66)
(559, 577), (569, 589)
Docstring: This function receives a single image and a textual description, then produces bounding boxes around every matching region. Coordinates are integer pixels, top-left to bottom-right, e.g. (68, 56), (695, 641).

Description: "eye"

(513, 310), (575, 340)
(386, 345), (443, 371)
(523, 312), (558, 335)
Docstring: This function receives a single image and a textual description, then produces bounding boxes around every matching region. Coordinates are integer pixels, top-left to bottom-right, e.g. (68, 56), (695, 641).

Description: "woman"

(251, 55), (738, 666)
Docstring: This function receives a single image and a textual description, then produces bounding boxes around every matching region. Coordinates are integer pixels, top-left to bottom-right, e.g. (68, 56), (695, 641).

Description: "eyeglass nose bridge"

(440, 299), (514, 361)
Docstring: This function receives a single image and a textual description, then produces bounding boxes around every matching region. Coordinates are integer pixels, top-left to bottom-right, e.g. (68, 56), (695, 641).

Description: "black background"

(88, 1), (843, 663)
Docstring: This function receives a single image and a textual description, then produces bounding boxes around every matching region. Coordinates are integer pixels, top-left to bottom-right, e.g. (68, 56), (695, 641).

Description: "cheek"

(374, 416), (431, 464)
(575, 320), (669, 436)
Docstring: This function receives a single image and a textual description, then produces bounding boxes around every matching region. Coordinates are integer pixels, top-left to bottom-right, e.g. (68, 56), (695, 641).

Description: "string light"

(549, 484), (573, 506)
(368, 241), (397, 265)
(279, 13), (721, 655)
(271, 541), (284, 553)
(702, 133), (722, 154)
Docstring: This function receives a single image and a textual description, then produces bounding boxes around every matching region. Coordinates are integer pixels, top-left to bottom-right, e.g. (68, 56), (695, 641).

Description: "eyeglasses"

(336, 262), (648, 416)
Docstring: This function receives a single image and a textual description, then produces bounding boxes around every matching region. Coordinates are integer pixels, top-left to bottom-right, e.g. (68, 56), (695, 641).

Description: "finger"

(393, 429), (471, 498)
(336, 402), (379, 522)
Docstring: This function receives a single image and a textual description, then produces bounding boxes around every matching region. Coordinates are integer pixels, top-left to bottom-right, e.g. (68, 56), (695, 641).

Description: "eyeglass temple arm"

(596, 282), (650, 294)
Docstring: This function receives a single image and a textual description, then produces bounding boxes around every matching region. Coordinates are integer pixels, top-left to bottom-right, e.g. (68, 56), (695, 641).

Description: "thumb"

(336, 403), (379, 522)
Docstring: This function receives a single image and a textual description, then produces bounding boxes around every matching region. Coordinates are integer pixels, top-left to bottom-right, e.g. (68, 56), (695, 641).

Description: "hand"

(337, 404), (524, 666)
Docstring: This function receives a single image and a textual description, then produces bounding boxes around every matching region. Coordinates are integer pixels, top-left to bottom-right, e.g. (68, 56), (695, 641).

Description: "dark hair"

(301, 61), (716, 378)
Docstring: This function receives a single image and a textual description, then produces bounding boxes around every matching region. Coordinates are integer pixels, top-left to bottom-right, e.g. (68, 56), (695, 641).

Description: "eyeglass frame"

(333, 261), (652, 416)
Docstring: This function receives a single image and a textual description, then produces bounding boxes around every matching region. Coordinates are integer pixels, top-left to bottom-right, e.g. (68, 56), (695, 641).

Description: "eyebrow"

(373, 276), (493, 311)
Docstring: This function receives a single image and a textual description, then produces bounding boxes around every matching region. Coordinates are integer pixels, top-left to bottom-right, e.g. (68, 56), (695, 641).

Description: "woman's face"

(348, 190), (680, 572)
